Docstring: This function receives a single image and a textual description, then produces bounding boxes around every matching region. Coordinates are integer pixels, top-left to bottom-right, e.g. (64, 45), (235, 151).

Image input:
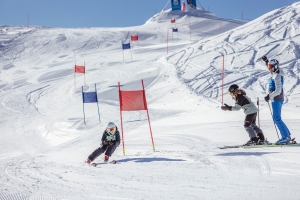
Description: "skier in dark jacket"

(86, 122), (120, 163)
(262, 56), (291, 145)
(221, 84), (265, 145)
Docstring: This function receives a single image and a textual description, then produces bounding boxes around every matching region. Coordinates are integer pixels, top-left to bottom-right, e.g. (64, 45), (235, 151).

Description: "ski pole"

(257, 97), (260, 128)
(267, 101), (280, 140)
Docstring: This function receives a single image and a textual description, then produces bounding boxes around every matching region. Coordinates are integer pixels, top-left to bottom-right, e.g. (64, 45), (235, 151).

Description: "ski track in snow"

(1, 5), (300, 200)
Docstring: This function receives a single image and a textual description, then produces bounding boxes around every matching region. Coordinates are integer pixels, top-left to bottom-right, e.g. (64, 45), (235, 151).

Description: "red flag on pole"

(74, 62), (86, 88)
(120, 90), (147, 111)
(118, 80), (155, 155)
(75, 65), (85, 73)
(131, 34), (139, 50)
(131, 35), (138, 41)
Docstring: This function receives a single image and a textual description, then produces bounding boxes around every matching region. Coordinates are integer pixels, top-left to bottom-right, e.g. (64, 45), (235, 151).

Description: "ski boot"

(243, 137), (259, 146)
(104, 155), (109, 162)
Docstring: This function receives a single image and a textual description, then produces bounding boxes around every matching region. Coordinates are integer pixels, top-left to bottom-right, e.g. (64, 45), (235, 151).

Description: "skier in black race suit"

(86, 122), (120, 163)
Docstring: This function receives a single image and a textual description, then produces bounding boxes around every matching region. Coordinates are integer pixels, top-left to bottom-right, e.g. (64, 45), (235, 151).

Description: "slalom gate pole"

(267, 101), (280, 140)
(84, 61), (86, 86)
(74, 73), (76, 89)
(257, 97), (260, 127)
(189, 20), (192, 42)
(166, 28), (169, 54)
(172, 30), (173, 40)
(130, 44), (133, 61)
(95, 83), (101, 123)
(137, 32), (139, 50)
(222, 55), (224, 105)
(118, 82), (126, 155)
(74, 62), (76, 89)
(82, 86), (86, 125)
(142, 80), (156, 152)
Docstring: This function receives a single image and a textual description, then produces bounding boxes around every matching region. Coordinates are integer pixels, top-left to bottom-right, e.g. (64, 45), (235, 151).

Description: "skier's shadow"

(116, 157), (186, 163)
(216, 152), (278, 156)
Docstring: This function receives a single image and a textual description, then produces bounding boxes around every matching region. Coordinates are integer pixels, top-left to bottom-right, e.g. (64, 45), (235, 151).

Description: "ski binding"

(91, 160), (117, 167)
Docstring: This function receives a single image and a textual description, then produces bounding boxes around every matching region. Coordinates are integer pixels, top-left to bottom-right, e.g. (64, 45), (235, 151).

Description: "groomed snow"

(0, 5), (300, 200)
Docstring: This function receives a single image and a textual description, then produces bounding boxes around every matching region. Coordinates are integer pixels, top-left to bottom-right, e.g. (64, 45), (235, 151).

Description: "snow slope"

(0, 5), (300, 200)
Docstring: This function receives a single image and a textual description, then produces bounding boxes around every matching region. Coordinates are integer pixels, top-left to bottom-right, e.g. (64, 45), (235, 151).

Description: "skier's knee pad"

(244, 121), (251, 128)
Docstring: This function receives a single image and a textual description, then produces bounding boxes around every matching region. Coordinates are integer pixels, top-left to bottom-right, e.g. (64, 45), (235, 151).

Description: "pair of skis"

(85, 160), (117, 167)
(219, 138), (298, 149)
(91, 160), (117, 167)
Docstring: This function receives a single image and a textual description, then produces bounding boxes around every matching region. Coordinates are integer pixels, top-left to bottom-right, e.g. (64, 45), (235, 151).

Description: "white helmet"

(106, 122), (116, 129)
(268, 59), (279, 70)
(106, 122), (116, 134)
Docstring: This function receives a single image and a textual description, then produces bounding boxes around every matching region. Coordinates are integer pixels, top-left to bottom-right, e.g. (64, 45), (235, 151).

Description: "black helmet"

(228, 84), (239, 94)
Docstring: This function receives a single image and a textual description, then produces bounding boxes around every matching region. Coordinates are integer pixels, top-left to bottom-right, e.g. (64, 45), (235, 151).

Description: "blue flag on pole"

(81, 84), (101, 124)
(122, 43), (131, 50)
(82, 92), (98, 103)
(172, 28), (178, 32)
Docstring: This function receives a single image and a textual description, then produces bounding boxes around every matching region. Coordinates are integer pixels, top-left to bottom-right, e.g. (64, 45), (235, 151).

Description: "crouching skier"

(221, 84), (266, 146)
(86, 122), (120, 164)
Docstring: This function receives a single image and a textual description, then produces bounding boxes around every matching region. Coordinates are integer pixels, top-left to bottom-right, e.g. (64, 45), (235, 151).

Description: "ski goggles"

(228, 91), (237, 99)
(228, 91), (235, 95)
(228, 92), (235, 97)
(268, 63), (275, 69)
(107, 127), (116, 133)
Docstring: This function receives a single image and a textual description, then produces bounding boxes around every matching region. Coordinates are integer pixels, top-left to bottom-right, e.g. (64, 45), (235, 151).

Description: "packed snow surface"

(1, 5), (300, 200)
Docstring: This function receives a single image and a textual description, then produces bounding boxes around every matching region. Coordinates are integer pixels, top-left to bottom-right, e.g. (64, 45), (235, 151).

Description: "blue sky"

(0, 0), (298, 27)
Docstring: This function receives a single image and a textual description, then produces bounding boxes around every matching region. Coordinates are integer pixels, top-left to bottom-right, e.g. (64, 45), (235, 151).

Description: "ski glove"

(264, 94), (270, 102)
(108, 141), (115, 146)
(262, 56), (269, 65)
(102, 140), (109, 145)
(262, 56), (268, 62)
(221, 104), (231, 111)
(221, 106), (227, 111)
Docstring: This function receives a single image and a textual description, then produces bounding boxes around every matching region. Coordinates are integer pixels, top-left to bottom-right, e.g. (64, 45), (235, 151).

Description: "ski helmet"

(107, 122), (116, 129)
(228, 84), (239, 94)
(268, 59), (279, 70)
(106, 122), (116, 134)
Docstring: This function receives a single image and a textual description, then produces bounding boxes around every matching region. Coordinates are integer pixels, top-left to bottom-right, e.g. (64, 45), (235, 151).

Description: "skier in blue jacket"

(262, 56), (291, 145)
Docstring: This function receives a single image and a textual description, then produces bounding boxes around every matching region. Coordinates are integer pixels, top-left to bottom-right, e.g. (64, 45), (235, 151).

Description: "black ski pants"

(88, 144), (117, 161)
(244, 112), (263, 139)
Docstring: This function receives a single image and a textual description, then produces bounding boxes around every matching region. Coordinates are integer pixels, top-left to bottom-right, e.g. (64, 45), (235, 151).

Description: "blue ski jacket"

(268, 69), (284, 101)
